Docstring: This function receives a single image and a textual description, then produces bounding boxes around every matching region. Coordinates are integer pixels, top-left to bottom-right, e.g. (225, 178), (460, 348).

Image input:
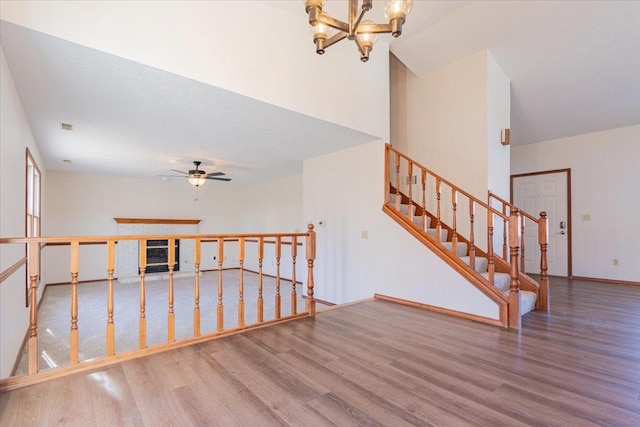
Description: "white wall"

(0, 0), (390, 141)
(0, 48), (46, 378)
(42, 172), (307, 284)
(511, 125), (640, 282)
(238, 174), (306, 283)
(43, 171), (241, 283)
(402, 50), (489, 200)
(486, 53), (511, 201)
(304, 140), (500, 319)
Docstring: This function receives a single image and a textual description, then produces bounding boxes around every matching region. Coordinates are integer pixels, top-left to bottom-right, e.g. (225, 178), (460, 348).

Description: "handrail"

(388, 144), (508, 220)
(0, 225), (317, 388)
(488, 191), (549, 311)
(0, 256), (27, 285)
(384, 144), (523, 328)
(488, 191), (538, 223)
(0, 231), (311, 245)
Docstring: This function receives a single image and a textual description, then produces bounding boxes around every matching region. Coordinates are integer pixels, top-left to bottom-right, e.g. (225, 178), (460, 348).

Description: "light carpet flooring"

(14, 270), (318, 375)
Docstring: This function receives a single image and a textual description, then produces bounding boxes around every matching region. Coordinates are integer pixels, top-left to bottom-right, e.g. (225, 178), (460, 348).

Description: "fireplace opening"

(143, 239), (180, 274)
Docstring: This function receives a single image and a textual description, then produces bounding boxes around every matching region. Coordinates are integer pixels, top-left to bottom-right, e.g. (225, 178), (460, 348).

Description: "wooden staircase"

(383, 144), (549, 328)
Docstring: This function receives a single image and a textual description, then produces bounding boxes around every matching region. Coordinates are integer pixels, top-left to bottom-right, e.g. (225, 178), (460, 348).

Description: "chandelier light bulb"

(384, 0), (413, 20)
(309, 22), (334, 41)
(356, 21), (378, 47)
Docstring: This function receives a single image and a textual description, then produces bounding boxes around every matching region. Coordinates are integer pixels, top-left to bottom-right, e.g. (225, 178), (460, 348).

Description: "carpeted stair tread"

(481, 271), (511, 291)
(441, 241), (468, 257)
(459, 256), (488, 273)
(500, 290), (537, 316)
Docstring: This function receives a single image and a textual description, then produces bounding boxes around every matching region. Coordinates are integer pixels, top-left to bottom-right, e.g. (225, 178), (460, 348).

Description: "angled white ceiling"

(0, 21), (377, 184)
(391, 0), (640, 144)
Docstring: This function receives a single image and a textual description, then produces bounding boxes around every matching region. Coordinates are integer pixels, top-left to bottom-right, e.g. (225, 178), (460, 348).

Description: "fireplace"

(143, 239), (180, 274)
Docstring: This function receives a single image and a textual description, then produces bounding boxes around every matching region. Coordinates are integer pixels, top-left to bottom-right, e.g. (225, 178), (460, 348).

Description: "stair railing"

(488, 191), (549, 310)
(0, 226), (316, 390)
(384, 144), (522, 328)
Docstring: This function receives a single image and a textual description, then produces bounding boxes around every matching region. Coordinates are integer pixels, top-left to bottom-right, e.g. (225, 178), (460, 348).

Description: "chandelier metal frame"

(303, 0), (412, 62)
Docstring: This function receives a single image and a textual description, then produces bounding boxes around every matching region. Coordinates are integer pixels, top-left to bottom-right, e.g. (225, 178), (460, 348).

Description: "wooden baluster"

(487, 213), (494, 286)
(106, 240), (115, 356)
(27, 242), (40, 375)
(436, 178), (442, 242)
(395, 152), (401, 210)
(193, 238), (201, 337)
(70, 241), (79, 364)
(275, 236), (282, 319)
(384, 144), (390, 202)
(217, 239), (224, 332)
(451, 188), (458, 255)
(291, 235), (298, 315)
(421, 169), (427, 231)
(502, 204), (508, 260)
(258, 237), (264, 323)
(538, 212), (549, 311)
(520, 217), (526, 273)
(407, 162), (414, 222)
(306, 225), (316, 315)
(508, 208), (521, 329)
(238, 237), (245, 327)
(139, 240), (147, 349)
(167, 238), (175, 343)
(469, 200), (476, 269)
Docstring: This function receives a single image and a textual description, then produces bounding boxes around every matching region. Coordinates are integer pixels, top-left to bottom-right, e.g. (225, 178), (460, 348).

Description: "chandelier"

(303, 0), (413, 62)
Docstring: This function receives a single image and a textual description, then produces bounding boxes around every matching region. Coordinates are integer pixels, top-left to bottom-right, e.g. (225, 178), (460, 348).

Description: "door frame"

(510, 168), (572, 278)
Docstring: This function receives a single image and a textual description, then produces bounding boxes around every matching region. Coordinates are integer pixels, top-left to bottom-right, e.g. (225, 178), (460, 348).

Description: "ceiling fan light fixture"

(188, 175), (207, 187)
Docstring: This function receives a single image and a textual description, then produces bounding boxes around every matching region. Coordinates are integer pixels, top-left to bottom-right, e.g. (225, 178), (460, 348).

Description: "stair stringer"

(383, 204), (510, 327)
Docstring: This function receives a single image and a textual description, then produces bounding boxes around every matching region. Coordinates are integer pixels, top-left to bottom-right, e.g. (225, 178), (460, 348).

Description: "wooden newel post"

(70, 241), (80, 364)
(28, 242), (40, 375)
(538, 212), (550, 311)
(508, 208), (521, 329)
(193, 238), (201, 337)
(138, 240), (147, 349)
(306, 224), (316, 316)
(167, 238), (176, 343)
(106, 240), (116, 356)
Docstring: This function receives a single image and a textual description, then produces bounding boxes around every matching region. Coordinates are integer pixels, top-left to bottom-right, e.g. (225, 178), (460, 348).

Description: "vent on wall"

(60, 122), (74, 131)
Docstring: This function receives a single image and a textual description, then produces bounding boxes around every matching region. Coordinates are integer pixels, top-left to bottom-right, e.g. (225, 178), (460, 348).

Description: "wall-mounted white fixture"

(501, 129), (511, 145)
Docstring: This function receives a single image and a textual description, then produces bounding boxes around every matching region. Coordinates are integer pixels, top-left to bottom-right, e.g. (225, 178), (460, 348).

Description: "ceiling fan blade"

(170, 169), (189, 175)
(207, 177), (232, 182)
(206, 172), (225, 177)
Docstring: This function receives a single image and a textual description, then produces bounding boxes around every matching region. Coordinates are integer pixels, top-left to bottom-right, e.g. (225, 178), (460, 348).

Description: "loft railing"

(383, 144), (523, 328)
(0, 226), (316, 390)
(489, 191), (549, 310)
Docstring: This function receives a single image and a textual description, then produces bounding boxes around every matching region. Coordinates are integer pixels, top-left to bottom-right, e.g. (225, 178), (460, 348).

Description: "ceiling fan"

(160, 161), (231, 186)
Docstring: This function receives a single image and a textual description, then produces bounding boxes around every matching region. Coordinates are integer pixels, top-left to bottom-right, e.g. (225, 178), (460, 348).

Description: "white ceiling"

(0, 20), (376, 185)
(2, 1), (639, 183)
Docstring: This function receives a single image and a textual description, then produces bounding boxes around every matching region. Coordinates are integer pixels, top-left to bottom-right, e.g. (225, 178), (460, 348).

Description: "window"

(26, 148), (41, 306)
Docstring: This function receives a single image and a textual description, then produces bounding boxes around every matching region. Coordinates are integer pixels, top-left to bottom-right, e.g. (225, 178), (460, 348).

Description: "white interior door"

(512, 172), (569, 277)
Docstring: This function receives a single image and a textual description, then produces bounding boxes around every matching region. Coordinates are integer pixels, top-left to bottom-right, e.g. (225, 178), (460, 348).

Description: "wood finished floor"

(2, 277), (640, 426)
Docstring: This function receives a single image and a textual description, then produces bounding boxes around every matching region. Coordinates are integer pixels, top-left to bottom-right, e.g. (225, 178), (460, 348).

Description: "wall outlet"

(582, 214), (591, 221)
(361, 230), (368, 239)
(613, 259), (619, 266)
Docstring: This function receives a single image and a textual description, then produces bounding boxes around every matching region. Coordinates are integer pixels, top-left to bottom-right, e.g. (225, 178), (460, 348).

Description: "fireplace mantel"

(114, 218), (201, 225)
